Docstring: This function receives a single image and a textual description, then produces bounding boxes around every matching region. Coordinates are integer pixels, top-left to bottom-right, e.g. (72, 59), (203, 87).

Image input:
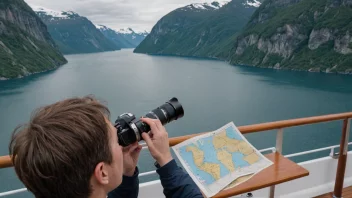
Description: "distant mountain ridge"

(0, 0), (67, 79)
(96, 25), (149, 48)
(32, 6), (120, 54)
(114, 27), (149, 35)
(134, 0), (263, 57)
(135, 0), (352, 73)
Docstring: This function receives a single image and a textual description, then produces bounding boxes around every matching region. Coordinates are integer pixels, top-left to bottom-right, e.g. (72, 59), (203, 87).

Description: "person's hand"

(141, 118), (173, 167)
(122, 142), (142, 176)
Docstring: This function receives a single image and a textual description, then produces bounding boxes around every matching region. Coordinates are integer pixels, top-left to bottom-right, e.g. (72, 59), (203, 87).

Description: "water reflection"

(234, 65), (352, 93)
(0, 69), (62, 97)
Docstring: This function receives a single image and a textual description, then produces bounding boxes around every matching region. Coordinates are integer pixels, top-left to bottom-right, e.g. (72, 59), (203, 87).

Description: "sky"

(24, 0), (222, 32)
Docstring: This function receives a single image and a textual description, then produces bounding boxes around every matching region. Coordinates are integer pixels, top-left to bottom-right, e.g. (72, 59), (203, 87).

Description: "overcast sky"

(24, 0), (219, 32)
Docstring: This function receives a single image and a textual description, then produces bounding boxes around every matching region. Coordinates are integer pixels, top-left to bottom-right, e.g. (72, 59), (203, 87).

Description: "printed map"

(172, 122), (273, 197)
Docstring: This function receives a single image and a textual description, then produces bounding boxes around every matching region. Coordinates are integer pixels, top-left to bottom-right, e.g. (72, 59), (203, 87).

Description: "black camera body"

(114, 97), (184, 147)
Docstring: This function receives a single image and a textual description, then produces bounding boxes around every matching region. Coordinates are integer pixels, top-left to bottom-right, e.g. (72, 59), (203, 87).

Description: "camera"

(114, 97), (184, 147)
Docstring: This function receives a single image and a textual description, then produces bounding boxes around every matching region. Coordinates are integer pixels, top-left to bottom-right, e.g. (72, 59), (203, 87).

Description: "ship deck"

(1, 112), (352, 198)
(315, 186), (352, 198)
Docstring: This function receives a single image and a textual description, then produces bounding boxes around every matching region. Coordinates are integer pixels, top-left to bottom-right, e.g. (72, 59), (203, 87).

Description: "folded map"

(172, 122), (273, 197)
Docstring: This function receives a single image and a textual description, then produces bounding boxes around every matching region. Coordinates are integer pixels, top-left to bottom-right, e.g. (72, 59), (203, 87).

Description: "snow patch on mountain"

(244, 0), (261, 7)
(96, 24), (149, 48)
(217, 1), (230, 7)
(184, 1), (229, 11)
(116, 28), (149, 35)
(95, 25), (148, 36)
(191, 3), (207, 9)
(181, 0), (261, 11)
(31, 5), (77, 18)
(95, 24), (108, 31)
(135, 30), (149, 35)
(117, 28), (134, 34)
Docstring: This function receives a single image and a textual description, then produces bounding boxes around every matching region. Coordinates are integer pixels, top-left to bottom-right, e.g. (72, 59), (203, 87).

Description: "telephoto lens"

(115, 97), (184, 147)
(135, 97), (184, 134)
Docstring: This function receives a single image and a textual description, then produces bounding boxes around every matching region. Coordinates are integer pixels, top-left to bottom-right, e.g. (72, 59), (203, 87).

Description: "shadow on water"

(233, 65), (352, 94)
(0, 69), (60, 97)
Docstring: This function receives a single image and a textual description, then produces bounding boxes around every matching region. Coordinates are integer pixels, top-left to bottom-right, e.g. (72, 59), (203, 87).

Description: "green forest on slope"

(0, 0), (67, 79)
(134, 1), (262, 58)
(227, 0), (352, 73)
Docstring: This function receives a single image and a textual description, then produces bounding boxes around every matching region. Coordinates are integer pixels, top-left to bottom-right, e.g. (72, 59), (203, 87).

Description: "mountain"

(96, 25), (148, 48)
(0, 0), (67, 80)
(133, 0), (262, 58)
(32, 6), (120, 54)
(227, 0), (352, 73)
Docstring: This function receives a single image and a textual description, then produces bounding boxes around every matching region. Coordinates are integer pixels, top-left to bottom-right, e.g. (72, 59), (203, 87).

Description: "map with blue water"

(173, 122), (273, 197)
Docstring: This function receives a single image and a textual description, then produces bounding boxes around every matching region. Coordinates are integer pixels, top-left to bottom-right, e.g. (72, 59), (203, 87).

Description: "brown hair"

(9, 95), (113, 198)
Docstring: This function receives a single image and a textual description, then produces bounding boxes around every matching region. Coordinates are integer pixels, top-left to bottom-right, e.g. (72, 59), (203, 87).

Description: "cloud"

(24, 0), (221, 32)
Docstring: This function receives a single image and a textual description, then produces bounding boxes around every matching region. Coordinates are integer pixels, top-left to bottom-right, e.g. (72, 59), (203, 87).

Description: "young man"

(9, 96), (203, 198)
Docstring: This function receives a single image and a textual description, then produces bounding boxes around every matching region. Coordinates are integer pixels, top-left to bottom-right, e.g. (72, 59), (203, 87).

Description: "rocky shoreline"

(251, 64), (352, 75)
(0, 64), (65, 81)
(236, 62), (352, 75)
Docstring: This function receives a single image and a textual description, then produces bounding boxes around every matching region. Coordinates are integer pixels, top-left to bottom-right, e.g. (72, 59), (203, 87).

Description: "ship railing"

(0, 112), (352, 198)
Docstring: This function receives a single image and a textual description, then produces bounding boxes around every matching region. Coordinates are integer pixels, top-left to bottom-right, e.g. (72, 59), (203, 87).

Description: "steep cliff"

(228, 0), (352, 73)
(0, 0), (67, 79)
(134, 0), (262, 58)
(32, 6), (120, 54)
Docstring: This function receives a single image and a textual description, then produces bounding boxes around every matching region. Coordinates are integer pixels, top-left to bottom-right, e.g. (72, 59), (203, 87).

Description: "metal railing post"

(269, 128), (284, 198)
(333, 119), (350, 198)
(276, 129), (284, 153)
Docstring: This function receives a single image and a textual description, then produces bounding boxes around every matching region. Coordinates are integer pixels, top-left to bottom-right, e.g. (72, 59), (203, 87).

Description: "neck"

(89, 187), (107, 198)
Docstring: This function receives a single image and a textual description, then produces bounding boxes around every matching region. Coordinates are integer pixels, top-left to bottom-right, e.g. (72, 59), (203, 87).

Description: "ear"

(93, 162), (109, 185)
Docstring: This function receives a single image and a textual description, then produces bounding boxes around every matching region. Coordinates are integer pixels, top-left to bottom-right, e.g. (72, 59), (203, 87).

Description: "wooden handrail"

(1, 111), (352, 169)
(0, 155), (12, 169)
(169, 111), (352, 146)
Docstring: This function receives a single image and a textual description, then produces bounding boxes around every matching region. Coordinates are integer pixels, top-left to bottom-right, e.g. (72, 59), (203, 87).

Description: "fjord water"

(1, 49), (352, 197)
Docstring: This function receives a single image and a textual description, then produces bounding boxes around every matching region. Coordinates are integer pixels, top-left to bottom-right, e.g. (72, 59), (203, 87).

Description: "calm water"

(1, 49), (352, 197)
